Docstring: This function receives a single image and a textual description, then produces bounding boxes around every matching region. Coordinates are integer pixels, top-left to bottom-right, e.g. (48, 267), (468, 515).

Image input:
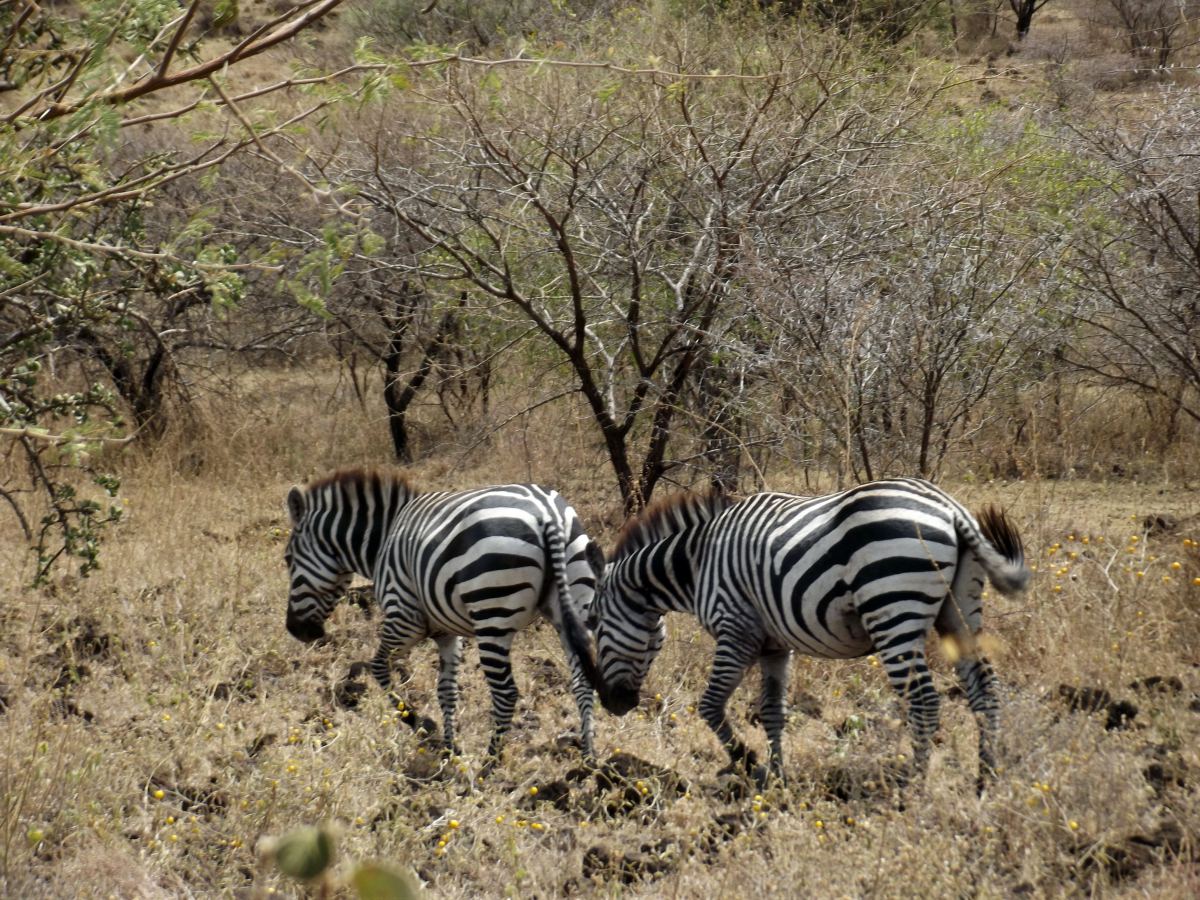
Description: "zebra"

(284, 469), (603, 762)
(592, 478), (1031, 788)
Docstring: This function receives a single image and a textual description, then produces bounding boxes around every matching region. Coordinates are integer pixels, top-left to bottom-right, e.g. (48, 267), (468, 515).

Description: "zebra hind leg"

(954, 656), (1000, 794)
(757, 650), (791, 782)
(567, 656), (596, 765)
(478, 633), (519, 770)
(876, 643), (941, 782)
(434, 635), (464, 756)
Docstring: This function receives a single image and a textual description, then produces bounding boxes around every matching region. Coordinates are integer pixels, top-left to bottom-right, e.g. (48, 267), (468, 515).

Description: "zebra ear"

(286, 486), (306, 527)
(585, 539), (606, 581)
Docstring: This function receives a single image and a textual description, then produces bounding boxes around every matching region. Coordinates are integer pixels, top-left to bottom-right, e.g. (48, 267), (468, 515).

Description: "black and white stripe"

(285, 469), (602, 761)
(594, 478), (1030, 787)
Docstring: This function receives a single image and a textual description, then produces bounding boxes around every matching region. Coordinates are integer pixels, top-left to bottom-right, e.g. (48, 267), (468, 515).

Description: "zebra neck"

(331, 480), (410, 580)
(637, 537), (701, 616)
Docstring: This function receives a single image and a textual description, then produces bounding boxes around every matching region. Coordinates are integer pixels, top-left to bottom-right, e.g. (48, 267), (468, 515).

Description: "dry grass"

(2, 370), (1200, 899)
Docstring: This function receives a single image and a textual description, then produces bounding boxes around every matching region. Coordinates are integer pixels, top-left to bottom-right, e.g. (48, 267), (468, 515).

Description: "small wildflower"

(531, 822), (545, 831)
(1136, 571), (1145, 578)
(169, 834), (179, 843)
(495, 815), (505, 824)
(161, 713), (171, 722)
(814, 820), (824, 829)
(528, 786), (538, 796)
(1171, 561), (1182, 570)
(449, 820), (460, 830)
(215, 723), (225, 731)
(1193, 577), (1200, 586)
(1069, 820), (1079, 831)
(166, 816), (175, 825)
(153, 790), (165, 800)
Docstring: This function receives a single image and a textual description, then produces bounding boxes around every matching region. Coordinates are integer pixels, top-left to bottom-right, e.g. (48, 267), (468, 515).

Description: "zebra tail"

(544, 517), (604, 695)
(961, 505), (1032, 596)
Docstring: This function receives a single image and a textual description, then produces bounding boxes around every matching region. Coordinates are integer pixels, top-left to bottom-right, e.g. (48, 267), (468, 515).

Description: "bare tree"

(1060, 94), (1200, 439)
(1099, 0), (1199, 68)
(1008, 0), (1054, 40)
(327, 23), (933, 510)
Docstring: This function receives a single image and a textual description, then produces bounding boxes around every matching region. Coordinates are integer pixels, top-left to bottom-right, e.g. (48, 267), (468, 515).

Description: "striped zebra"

(592, 478), (1030, 788)
(284, 469), (603, 761)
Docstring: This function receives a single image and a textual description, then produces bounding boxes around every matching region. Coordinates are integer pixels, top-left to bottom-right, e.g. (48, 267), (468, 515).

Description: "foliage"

(0, 0), (351, 582)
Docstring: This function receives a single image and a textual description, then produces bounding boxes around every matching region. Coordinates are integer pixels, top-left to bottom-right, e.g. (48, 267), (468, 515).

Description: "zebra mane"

(306, 467), (420, 498)
(611, 490), (734, 560)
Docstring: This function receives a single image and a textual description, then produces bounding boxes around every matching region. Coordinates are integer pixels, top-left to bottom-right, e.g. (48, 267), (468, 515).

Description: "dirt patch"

(1056, 684), (1138, 730)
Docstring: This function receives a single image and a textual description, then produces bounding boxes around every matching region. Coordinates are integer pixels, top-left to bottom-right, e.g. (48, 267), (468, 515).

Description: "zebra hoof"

(407, 715), (438, 737)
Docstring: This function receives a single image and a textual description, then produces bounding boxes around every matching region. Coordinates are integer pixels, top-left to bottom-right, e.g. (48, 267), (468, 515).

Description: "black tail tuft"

(977, 505), (1025, 567)
(561, 600), (604, 699)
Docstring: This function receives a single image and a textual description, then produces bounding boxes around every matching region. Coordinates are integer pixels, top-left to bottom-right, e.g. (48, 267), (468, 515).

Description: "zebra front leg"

(370, 613), (437, 737)
(478, 634), (519, 769)
(435, 635), (464, 756)
(757, 650), (791, 782)
(699, 636), (761, 781)
(954, 656), (1000, 793)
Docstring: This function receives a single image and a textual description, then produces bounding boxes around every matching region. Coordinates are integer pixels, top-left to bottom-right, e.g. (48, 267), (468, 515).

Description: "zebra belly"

(422, 578), (543, 637)
(774, 589), (873, 659)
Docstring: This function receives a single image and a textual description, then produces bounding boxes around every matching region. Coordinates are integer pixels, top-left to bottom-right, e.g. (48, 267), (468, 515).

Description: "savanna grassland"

(4, 1), (1200, 898)
(2, 374), (1200, 899)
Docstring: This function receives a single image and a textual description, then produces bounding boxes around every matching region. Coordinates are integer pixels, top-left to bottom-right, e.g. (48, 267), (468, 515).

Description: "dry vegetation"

(2, 374), (1199, 898)
(4, 1), (1200, 897)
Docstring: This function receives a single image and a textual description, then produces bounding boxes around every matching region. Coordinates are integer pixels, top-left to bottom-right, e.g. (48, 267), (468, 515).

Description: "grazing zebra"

(284, 469), (602, 761)
(593, 478), (1031, 788)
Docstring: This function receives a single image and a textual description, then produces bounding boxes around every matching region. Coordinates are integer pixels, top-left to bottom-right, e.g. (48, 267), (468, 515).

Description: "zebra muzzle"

(286, 614), (326, 643)
(601, 683), (640, 717)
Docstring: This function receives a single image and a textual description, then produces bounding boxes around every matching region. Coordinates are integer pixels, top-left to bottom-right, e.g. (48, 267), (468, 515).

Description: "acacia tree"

(1061, 93), (1200, 443)
(1099, 0), (1199, 68)
(0, 0), (353, 580)
(1008, 0), (1054, 39)
(333, 16), (931, 511)
(746, 110), (1070, 482)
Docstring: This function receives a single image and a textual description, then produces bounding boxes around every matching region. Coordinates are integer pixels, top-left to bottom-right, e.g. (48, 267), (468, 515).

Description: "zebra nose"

(602, 683), (639, 717)
(286, 613), (325, 643)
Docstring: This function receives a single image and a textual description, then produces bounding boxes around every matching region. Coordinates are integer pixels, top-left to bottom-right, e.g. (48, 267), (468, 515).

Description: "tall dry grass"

(1, 367), (1199, 898)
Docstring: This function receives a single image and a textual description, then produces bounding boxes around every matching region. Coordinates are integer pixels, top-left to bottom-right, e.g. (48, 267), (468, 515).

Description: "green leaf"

(351, 863), (421, 900)
(271, 825), (335, 881)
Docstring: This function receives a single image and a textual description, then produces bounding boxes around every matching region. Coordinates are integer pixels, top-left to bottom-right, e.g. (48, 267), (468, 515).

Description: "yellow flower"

(153, 789), (165, 800)
(1171, 561), (1182, 570)
(1069, 820), (1079, 831)
(528, 786), (538, 796)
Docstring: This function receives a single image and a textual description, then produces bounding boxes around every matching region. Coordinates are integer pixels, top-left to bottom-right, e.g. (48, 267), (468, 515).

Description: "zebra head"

(594, 572), (667, 717)
(284, 485), (352, 643)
